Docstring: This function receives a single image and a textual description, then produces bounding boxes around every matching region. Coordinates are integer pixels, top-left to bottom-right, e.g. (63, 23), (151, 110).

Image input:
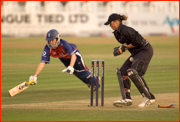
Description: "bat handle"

(28, 80), (34, 85)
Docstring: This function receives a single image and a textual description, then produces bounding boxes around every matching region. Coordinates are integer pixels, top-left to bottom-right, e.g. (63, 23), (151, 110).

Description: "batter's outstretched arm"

(35, 62), (46, 76)
(29, 62), (45, 85)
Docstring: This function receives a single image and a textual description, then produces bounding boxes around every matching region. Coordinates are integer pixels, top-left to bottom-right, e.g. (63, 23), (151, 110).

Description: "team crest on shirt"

(52, 52), (56, 55)
(42, 51), (46, 57)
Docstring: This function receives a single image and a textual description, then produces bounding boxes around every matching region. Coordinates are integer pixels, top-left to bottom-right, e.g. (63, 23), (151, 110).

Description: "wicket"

(90, 60), (104, 107)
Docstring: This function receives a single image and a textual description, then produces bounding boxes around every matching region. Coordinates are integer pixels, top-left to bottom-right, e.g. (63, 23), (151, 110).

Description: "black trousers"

(120, 43), (154, 98)
(120, 43), (153, 76)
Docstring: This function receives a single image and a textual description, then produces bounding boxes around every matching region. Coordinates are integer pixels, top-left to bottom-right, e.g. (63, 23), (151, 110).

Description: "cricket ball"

(130, 57), (134, 62)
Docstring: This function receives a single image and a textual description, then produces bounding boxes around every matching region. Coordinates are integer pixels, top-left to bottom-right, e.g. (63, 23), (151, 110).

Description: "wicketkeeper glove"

(62, 66), (74, 75)
(29, 74), (38, 85)
(113, 45), (127, 56)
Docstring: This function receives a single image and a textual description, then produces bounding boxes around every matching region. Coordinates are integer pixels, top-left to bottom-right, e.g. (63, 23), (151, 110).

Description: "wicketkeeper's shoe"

(149, 99), (155, 105)
(113, 98), (132, 107)
(138, 97), (156, 107)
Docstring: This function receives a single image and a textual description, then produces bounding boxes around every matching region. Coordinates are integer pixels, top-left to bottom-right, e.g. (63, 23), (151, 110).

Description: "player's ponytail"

(117, 15), (128, 24)
(120, 15), (128, 21)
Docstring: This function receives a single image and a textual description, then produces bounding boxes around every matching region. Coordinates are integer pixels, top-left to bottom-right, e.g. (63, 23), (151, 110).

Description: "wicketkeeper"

(104, 13), (155, 107)
(29, 29), (100, 91)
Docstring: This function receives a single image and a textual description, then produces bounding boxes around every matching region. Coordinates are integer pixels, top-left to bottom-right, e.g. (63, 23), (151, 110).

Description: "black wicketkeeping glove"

(113, 45), (127, 56)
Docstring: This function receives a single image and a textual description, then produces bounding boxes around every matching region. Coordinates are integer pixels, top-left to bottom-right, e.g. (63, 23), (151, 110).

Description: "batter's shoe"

(87, 84), (91, 88)
(88, 77), (100, 91)
(138, 97), (155, 107)
(113, 98), (132, 107)
(87, 84), (99, 91)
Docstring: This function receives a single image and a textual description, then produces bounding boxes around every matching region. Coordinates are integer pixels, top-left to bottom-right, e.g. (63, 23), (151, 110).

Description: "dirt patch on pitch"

(1, 93), (179, 111)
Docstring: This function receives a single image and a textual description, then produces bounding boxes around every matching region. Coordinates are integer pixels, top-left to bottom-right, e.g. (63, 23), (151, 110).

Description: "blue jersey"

(41, 39), (79, 64)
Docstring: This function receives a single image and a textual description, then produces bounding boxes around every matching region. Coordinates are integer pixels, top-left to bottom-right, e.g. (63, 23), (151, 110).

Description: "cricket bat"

(8, 80), (34, 97)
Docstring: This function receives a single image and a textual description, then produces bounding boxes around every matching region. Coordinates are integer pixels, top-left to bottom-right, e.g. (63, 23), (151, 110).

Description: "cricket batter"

(29, 29), (99, 90)
(104, 13), (155, 107)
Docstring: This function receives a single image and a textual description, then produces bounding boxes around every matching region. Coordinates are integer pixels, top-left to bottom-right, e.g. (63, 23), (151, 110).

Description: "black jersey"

(113, 24), (149, 55)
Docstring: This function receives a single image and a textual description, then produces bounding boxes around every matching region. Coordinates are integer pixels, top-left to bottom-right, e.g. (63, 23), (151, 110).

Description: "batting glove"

(113, 44), (127, 56)
(62, 66), (74, 75)
(29, 74), (37, 85)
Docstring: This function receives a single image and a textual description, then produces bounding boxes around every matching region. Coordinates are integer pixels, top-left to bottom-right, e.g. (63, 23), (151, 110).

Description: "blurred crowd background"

(1, 1), (179, 37)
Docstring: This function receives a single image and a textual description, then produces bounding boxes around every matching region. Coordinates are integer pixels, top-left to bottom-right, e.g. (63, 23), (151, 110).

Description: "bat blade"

(8, 80), (34, 97)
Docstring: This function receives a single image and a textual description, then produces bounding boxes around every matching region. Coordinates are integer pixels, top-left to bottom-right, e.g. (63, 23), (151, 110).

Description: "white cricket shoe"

(149, 99), (155, 105)
(113, 98), (132, 107)
(138, 97), (156, 107)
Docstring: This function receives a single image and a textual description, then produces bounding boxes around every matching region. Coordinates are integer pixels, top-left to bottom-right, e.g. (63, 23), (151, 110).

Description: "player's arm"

(69, 53), (76, 67)
(62, 53), (76, 75)
(125, 43), (136, 49)
(35, 62), (46, 75)
(29, 45), (50, 85)
(29, 62), (46, 85)
(113, 43), (136, 56)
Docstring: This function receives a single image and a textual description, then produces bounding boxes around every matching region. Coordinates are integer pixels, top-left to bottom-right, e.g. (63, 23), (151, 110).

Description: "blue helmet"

(46, 29), (61, 49)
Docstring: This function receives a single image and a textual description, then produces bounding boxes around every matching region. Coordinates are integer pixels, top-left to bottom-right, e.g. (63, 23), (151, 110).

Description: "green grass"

(1, 36), (179, 121)
(1, 108), (179, 121)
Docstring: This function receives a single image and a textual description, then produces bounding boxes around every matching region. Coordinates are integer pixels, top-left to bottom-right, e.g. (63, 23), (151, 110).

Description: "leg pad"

(127, 68), (151, 99)
(117, 68), (126, 99)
